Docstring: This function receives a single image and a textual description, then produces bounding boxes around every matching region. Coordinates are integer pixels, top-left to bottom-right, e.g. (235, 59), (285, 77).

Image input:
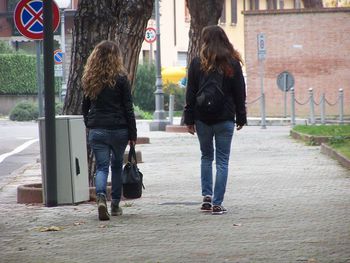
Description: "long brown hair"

(199, 25), (243, 77)
(82, 40), (127, 100)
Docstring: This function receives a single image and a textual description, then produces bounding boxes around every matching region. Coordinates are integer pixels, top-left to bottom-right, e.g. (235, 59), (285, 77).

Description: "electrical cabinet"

(39, 115), (89, 204)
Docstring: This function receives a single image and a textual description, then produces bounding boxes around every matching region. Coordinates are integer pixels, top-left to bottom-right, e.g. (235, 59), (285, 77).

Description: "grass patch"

(293, 124), (350, 137)
(292, 125), (350, 159)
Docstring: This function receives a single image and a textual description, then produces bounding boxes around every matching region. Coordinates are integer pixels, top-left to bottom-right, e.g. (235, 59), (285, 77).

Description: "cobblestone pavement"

(0, 123), (349, 263)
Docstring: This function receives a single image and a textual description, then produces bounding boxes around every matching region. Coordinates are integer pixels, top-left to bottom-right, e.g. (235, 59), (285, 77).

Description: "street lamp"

(55, 0), (71, 101)
(149, 0), (169, 131)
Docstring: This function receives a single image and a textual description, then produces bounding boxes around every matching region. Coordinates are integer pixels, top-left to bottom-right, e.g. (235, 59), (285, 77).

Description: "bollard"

(339, 89), (344, 124)
(309, 88), (315, 125)
(290, 87), (296, 126)
(320, 93), (326, 124)
(168, 94), (174, 125)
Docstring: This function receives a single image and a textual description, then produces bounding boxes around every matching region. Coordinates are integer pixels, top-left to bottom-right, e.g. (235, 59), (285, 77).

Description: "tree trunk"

(63, 0), (153, 185)
(186, 0), (224, 64)
(302, 0), (323, 8)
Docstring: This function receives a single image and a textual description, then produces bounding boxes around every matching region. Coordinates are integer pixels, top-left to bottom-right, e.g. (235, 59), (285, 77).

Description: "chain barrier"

(290, 88), (344, 125)
(294, 97), (310, 106)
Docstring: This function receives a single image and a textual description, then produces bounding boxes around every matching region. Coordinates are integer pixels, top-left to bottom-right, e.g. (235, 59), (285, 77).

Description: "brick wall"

(244, 8), (350, 118)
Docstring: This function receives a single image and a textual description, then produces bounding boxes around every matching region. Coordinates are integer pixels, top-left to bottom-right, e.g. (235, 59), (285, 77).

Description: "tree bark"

(63, 0), (153, 185)
(302, 0), (323, 8)
(186, 0), (224, 64)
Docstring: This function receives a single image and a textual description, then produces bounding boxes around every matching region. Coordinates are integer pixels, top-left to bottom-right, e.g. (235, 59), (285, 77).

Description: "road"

(0, 120), (40, 186)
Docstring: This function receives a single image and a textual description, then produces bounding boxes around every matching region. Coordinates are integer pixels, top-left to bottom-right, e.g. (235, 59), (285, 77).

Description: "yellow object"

(161, 67), (187, 84)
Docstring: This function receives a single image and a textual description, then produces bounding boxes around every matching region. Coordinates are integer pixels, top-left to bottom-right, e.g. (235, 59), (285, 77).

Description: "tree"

(63, 0), (153, 115)
(62, 0), (153, 185)
(186, 0), (224, 64)
(302, 0), (323, 8)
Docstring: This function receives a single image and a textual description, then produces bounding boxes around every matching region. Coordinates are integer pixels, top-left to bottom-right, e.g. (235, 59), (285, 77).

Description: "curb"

(290, 130), (330, 145)
(321, 143), (350, 170)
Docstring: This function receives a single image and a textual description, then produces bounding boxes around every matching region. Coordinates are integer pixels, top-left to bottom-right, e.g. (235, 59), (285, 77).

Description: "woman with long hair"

(184, 25), (247, 215)
(82, 40), (137, 220)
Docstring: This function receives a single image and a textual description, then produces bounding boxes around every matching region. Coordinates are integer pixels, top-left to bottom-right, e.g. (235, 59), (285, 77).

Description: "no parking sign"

(14, 0), (60, 40)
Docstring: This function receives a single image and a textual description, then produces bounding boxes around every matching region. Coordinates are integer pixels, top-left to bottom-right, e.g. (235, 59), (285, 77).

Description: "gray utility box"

(39, 115), (89, 204)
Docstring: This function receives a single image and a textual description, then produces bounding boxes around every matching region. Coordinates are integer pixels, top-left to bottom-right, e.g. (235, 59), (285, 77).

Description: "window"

(267, 0), (277, 9)
(177, 52), (187, 67)
(231, 0), (237, 24)
(220, 1), (226, 24)
(249, 0), (260, 10)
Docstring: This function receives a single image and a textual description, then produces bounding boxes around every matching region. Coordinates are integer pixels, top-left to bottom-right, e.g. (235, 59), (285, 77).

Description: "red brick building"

(244, 8), (350, 118)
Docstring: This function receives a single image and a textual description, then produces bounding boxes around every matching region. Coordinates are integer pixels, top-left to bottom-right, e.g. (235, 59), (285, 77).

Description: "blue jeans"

(88, 128), (128, 203)
(195, 120), (234, 206)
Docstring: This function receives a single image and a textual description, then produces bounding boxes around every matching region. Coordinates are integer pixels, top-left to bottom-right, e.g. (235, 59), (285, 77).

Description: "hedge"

(0, 54), (60, 95)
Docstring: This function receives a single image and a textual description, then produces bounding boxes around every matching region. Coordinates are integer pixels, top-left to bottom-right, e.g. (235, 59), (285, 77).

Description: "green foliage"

(293, 125), (350, 137)
(134, 105), (153, 120)
(163, 82), (185, 111)
(133, 63), (156, 112)
(0, 54), (61, 95)
(329, 138), (350, 159)
(0, 41), (15, 54)
(55, 102), (63, 115)
(9, 101), (39, 121)
(0, 54), (37, 94)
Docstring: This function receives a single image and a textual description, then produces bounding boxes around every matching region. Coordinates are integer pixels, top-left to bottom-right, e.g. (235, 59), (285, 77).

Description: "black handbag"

(122, 145), (145, 199)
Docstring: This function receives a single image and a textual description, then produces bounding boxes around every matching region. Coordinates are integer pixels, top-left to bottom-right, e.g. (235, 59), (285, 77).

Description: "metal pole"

(283, 74), (287, 117)
(169, 94), (174, 125)
(35, 40), (44, 117)
(290, 87), (296, 126)
(309, 88), (315, 125)
(339, 88), (344, 124)
(43, 0), (57, 207)
(320, 93), (326, 124)
(149, 0), (169, 131)
(260, 60), (266, 129)
(60, 8), (67, 101)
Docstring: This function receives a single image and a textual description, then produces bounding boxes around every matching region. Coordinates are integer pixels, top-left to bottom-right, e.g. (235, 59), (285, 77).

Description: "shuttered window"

(231, 0), (237, 24)
(220, 1), (226, 24)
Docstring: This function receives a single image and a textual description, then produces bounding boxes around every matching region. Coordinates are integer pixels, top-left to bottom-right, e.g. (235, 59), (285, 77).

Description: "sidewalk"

(0, 124), (349, 263)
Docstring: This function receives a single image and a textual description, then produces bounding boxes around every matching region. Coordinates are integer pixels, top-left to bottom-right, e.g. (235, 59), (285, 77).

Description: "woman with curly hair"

(82, 40), (137, 220)
(184, 25), (247, 215)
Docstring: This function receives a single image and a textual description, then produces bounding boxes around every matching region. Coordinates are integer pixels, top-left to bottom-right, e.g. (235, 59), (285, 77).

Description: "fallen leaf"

(39, 226), (62, 232)
(233, 223), (242, 227)
(73, 221), (85, 226)
(99, 224), (107, 228)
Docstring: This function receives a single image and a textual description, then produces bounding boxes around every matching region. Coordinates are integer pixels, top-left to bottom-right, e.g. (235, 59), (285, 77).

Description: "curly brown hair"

(199, 25), (243, 77)
(82, 40), (127, 100)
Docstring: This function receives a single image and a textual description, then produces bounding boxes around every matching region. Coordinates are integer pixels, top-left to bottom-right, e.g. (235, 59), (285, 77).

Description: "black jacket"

(184, 57), (247, 126)
(82, 75), (137, 141)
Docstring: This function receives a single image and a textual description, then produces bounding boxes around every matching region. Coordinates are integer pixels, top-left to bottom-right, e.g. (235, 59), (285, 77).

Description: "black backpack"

(195, 71), (225, 114)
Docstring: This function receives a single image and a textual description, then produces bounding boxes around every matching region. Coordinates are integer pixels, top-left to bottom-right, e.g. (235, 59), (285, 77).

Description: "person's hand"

(236, 125), (244, 131)
(129, 140), (136, 146)
(187, 125), (196, 135)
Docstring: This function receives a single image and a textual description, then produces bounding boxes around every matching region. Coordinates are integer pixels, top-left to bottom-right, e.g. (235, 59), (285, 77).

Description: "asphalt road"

(0, 120), (39, 184)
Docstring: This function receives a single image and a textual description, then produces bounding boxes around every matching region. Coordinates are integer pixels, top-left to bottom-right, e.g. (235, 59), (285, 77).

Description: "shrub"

(134, 105), (153, 120)
(163, 82), (185, 111)
(133, 63), (156, 111)
(9, 101), (39, 121)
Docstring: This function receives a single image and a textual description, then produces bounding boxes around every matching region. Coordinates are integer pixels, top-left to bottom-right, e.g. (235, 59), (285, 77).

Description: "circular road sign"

(145, 27), (157, 43)
(14, 0), (60, 40)
(54, 49), (63, 64)
(277, 71), (295, 92)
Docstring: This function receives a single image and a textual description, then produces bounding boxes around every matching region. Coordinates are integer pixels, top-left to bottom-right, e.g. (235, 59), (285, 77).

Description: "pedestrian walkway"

(0, 125), (349, 263)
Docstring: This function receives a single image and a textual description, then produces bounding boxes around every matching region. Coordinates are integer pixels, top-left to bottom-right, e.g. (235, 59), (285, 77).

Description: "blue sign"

(54, 49), (63, 64)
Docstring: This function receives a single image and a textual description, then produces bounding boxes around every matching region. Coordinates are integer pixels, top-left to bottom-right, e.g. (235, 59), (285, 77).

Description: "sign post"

(257, 33), (266, 129)
(145, 27), (156, 65)
(14, 0), (60, 117)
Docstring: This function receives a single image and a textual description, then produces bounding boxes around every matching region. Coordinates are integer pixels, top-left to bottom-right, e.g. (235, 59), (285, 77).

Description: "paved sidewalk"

(0, 124), (349, 263)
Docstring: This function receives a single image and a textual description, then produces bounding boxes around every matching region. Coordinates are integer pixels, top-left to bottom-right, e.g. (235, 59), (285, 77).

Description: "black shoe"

(96, 194), (110, 221)
(111, 200), (123, 216)
(212, 205), (227, 215)
(201, 195), (212, 212)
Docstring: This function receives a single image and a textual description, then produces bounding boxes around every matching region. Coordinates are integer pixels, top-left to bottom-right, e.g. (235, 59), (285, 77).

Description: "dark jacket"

(82, 75), (137, 141)
(183, 57), (247, 126)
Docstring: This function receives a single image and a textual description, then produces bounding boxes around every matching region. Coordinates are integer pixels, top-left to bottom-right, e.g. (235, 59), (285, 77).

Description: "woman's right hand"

(187, 125), (196, 135)
(129, 140), (136, 146)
